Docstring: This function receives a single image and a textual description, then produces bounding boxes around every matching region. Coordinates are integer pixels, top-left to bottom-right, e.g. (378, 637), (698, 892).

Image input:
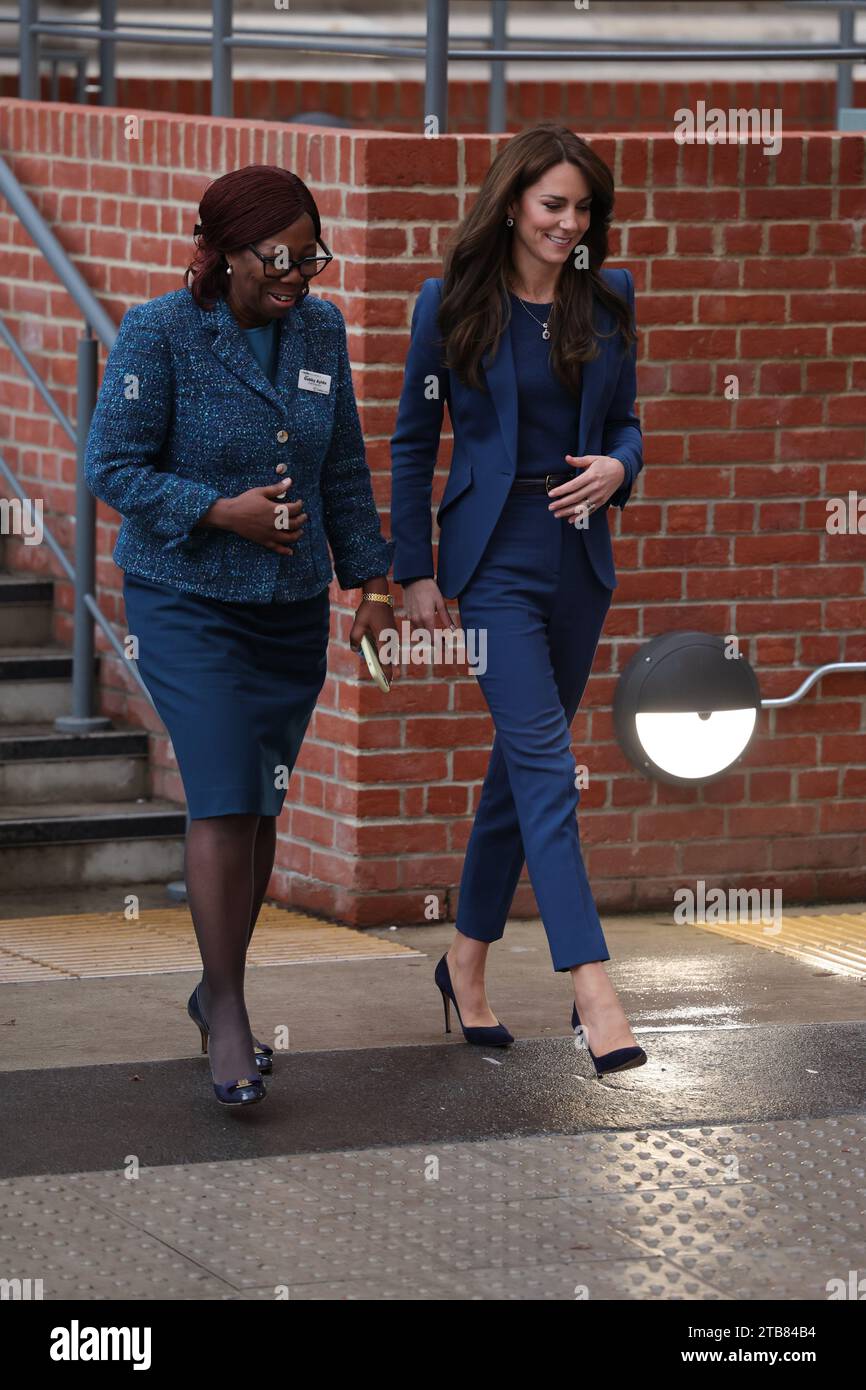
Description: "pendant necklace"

(514, 292), (554, 340)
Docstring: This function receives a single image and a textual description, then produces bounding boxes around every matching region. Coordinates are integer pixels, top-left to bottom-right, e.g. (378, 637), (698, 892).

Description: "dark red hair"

(185, 164), (323, 309)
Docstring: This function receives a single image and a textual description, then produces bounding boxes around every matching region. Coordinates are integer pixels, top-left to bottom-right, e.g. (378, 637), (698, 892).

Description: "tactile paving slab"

(0, 906), (421, 982)
(2, 1113), (863, 1301)
(693, 910), (866, 978)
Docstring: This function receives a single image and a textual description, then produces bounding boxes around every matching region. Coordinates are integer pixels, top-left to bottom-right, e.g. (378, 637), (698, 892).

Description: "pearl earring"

(506, 217), (514, 227)
(226, 265), (232, 274)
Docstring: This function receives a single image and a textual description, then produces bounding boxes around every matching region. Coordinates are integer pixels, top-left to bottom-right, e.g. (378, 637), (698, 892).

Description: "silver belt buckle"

(544, 473), (554, 495)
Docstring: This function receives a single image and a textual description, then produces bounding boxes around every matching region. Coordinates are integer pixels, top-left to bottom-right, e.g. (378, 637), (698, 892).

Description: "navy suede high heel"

(187, 984), (268, 1106)
(571, 1002), (647, 1078)
(188, 982), (272, 1074)
(435, 954), (513, 1047)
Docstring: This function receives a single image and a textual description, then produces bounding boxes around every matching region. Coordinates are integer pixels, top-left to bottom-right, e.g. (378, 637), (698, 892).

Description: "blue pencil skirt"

(122, 572), (330, 820)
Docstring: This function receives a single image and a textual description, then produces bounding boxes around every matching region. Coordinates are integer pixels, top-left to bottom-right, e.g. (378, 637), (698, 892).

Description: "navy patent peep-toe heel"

(435, 954), (513, 1047)
(211, 1075), (266, 1108)
(187, 984), (268, 1106)
(571, 1002), (647, 1078)
(187, 982), (272, 1074)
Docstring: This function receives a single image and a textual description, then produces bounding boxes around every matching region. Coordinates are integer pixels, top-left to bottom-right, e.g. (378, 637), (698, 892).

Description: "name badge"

(298, 369), (331, 394)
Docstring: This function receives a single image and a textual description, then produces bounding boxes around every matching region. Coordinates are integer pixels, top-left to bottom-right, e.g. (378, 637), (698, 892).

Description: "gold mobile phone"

(360, 633), (391, 693)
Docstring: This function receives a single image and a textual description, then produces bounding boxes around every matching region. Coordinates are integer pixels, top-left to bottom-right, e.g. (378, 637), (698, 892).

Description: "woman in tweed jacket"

(85, 164), (395, 1108)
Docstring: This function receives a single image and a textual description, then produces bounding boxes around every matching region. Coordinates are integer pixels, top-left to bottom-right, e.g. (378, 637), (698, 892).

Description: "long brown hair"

(439, 124), (635, 393)
(184, 164), (323, 309)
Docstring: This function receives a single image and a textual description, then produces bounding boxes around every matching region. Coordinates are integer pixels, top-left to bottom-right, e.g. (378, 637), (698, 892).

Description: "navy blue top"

(508, 293), (582, 477)
(400, 293), (585, 584)
(241, 319), (279, 384)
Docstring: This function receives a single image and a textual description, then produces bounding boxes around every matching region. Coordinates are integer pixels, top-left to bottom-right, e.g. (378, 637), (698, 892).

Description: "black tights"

(184, 812), (278, 1085)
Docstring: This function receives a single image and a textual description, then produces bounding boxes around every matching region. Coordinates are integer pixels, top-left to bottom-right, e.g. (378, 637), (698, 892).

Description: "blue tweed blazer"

(84, 287), (395, 602)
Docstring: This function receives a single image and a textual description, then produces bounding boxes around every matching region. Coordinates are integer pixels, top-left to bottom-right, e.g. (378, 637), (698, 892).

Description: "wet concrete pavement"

(1, 888), (864, 1300)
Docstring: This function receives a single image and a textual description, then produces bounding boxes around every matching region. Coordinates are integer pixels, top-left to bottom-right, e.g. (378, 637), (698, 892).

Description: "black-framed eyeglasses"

(246, 238), (334, 279)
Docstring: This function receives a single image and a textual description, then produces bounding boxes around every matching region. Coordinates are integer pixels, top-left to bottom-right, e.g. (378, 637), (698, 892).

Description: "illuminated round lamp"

(613, 631), (761, 786)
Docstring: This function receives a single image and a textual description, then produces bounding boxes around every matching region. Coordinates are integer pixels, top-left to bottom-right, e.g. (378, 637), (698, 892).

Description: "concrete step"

(0, 722), (150, 805)
(0, 564), (183, 887)
(0, 796), (187, 843)
(0, 645), (100, 724)
(0, 797), (187, 889)
(0, 573), (54, 647)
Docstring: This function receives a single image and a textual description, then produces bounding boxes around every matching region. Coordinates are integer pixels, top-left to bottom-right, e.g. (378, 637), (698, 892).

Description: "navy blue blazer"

(390, 268), (642, 596)
(84, 287), (394, 602)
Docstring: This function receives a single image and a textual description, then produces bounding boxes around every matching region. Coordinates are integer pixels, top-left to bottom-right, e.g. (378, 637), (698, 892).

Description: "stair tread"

(0, 572), (54, 586)
(0, 644), (76, 659)
(0, 798), (185, 822)
(0, 721), (147, 739)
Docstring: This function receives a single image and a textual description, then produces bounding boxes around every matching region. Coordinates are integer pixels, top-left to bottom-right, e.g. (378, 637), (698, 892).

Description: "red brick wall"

(2, 98), (865, 922)
(2, 73), (864, 134)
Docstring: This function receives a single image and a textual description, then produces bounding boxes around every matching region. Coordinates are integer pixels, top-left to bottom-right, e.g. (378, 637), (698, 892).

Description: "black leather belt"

(509, 473), (574, 495)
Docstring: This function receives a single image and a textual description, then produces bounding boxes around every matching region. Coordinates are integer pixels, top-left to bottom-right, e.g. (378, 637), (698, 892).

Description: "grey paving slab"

(236, 1258), (729, 1301)
(471, 1132), (745, 1196)
(635, 1248), (856, 1303)
(609, 1192), (857, 1260)
(0, 1178), (240, 1301)
(3, 1114), (863, 1301)
(643, 1114), (866, 1189)
(238, 1277), (466, 1300)
(419, 1259), (732, 1302)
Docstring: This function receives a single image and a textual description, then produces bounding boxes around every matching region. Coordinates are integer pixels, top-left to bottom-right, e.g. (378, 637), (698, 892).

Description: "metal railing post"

(18, 0), (40, 100)
(99, 0), (117, 107)
(425, 0), (449, 135)
(488, 0), (507, 133)
(55, 331), (110, 734)
(211, 0), (233, 117)
(836, 4), (855, 126)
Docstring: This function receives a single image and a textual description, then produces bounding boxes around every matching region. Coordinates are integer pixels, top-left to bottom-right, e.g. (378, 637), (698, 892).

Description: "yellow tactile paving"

(0, 906), (421, 983)
(693, 911), (866, 978)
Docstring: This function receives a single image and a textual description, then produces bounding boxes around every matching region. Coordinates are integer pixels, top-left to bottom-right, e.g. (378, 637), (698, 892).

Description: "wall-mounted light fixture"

(614, 632), (762, 786)
(614, 632), (866, 787)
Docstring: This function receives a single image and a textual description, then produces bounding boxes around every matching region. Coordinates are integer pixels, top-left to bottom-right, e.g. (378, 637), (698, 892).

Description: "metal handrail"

(0, 444), (147, 696)
(0, 319), (150, 702)
(0, 155), (154, 721)
(24, 26), (866, 56)
(11, 0), (866, 131)
(0, 448), (155, 710)
(20, 29), (866, 60)
(0, 158), (116, 348)
(0, 452), (75, 585)
(0, 316), (75, 441)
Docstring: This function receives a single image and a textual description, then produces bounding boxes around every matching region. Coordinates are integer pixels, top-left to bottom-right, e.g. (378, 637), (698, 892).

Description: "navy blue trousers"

(454, 491), (612, 972)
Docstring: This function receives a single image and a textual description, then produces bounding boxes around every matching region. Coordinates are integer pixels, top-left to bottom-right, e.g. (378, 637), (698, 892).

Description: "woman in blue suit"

(85, 165), (395, 1108)
(391, 124), (646, 1077)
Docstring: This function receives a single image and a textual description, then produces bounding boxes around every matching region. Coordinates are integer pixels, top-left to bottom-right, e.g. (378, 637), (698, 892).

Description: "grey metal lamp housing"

(613, 631), (762, 787)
